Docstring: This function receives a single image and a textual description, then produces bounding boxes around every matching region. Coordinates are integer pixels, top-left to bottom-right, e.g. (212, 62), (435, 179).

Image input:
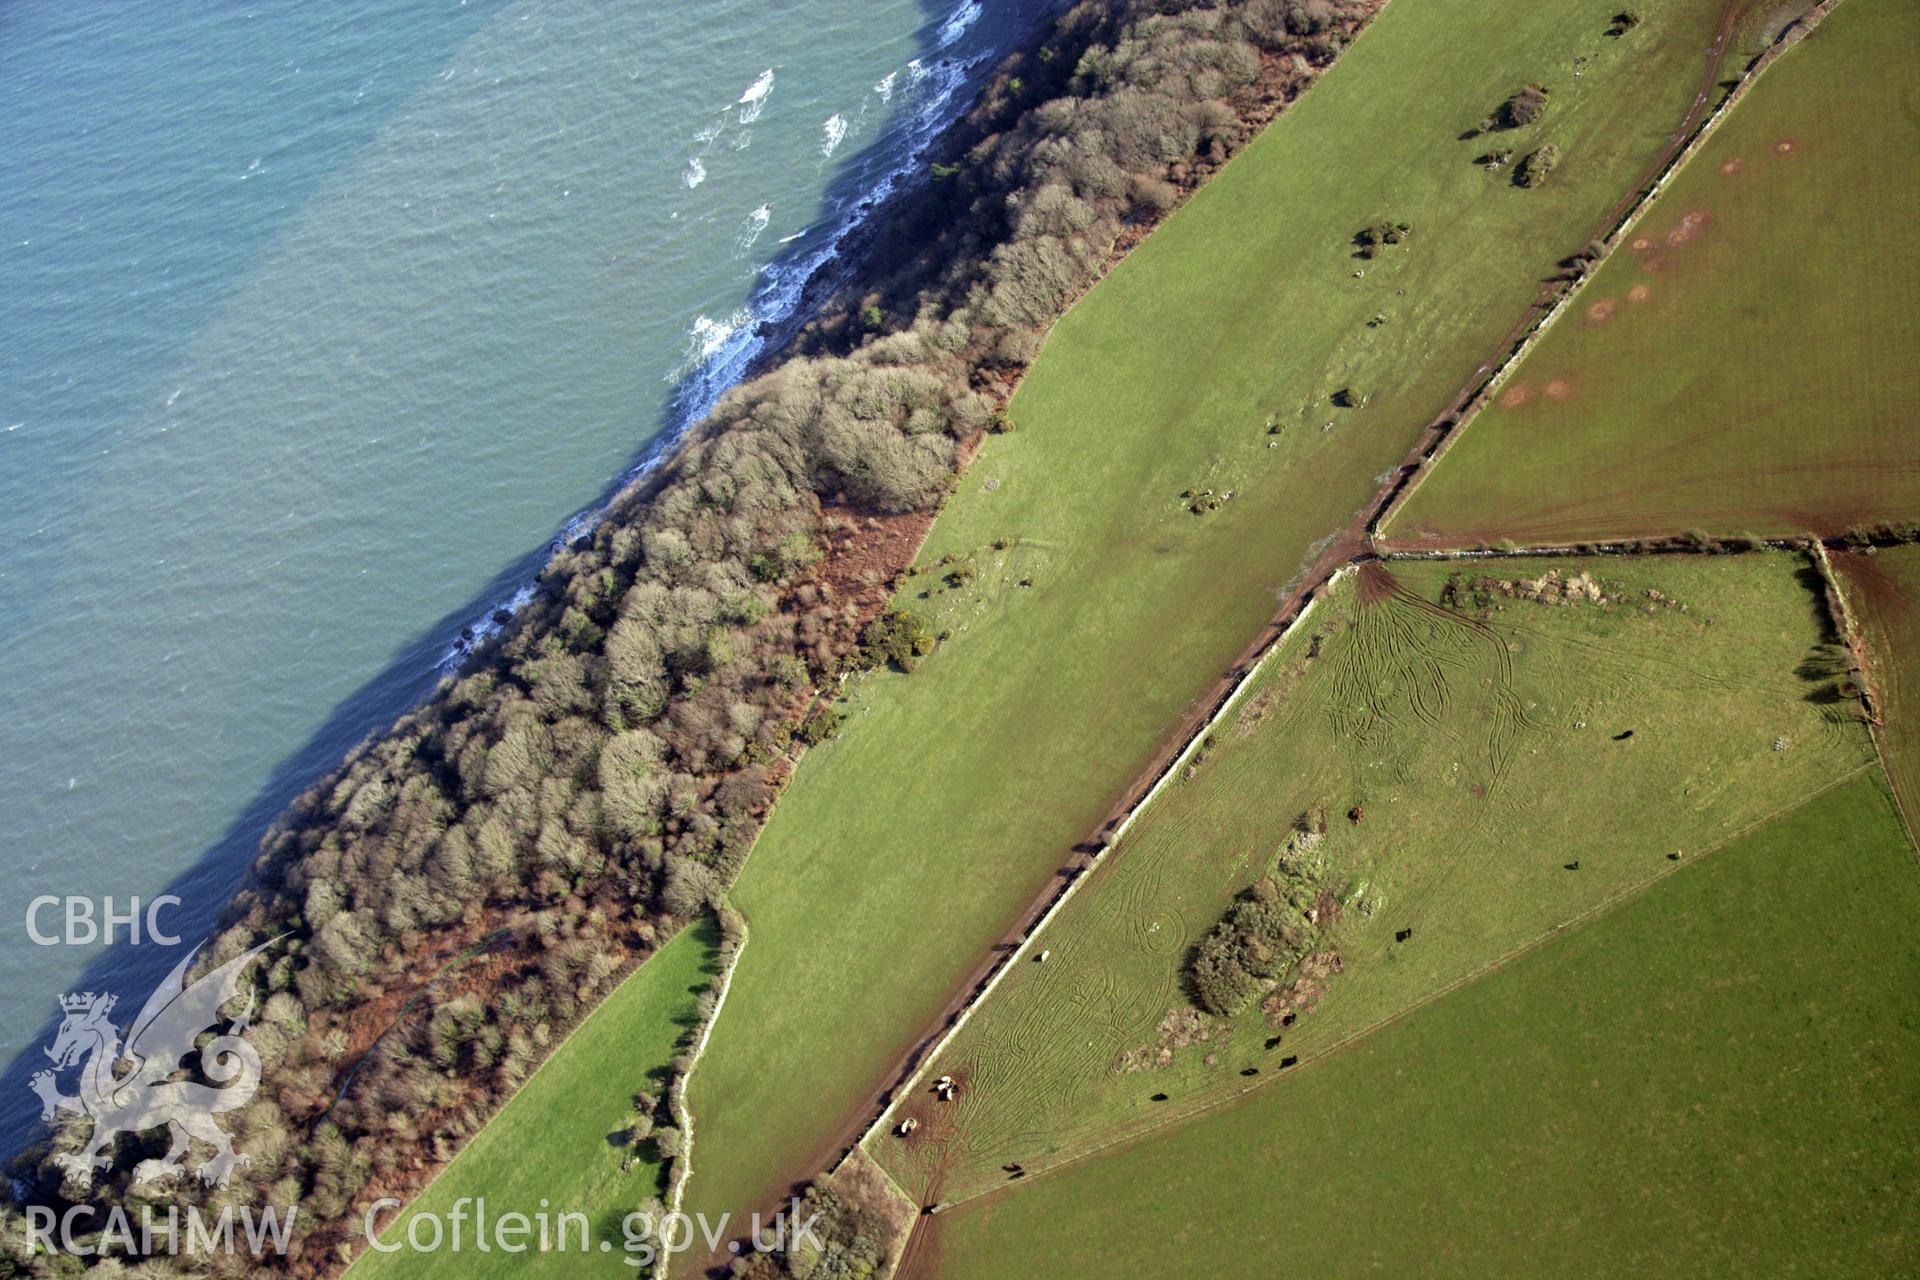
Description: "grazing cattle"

(1281, 1012), (1297, 1027)
(1564, 860), (1581, 871)
(1265, 1035), (1283, 1050)
(1150, 1092), (1170, 1102)
(897, 1117), (920, 1136)
(1037, 949), (1051, 963)
(1613, 729), (1634, 740)
(1280, 1055), (1299, 1068)
(1240, 1067), (1260, 1077)
(1395, 927), (1413, 942)
(1003, 1163), (1023, 1173)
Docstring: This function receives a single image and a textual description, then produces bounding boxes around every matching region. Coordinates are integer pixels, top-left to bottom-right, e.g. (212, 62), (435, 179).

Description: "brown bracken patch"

(1544, 378), (1574, 401)
(1500, 383), (1533, 409)
(1773, 137), (1797, 154)
(1586, 298), (1619, 324)
(1627, 283), (1652, 304)
(1720, 157), (1743, 176)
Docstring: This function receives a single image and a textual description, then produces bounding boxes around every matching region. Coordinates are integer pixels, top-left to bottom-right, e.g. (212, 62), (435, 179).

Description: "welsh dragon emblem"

(29, 939), (277, 1189)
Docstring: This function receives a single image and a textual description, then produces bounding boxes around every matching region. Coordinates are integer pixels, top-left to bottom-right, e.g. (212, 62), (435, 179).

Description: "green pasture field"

(684, 0), (1762, 1231)
(876, 553), (1874, 1201)
(909, 770), (1920, 1279)
(347, 919), (718, 1279)
(1387, 0), (1920, 547)
(1834, 544), (1920, 848)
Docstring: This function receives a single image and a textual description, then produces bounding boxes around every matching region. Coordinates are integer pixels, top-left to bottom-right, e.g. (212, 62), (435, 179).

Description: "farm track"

(699, 0), (1852, 1260)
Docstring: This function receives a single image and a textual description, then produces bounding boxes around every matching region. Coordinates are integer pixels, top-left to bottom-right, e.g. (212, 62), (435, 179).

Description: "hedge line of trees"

(6, 2), (1380, 1276)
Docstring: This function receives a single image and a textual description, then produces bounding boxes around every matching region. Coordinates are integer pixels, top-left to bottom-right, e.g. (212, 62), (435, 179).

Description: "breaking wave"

(443, 39), (997, 666)
(735, 202), (773, 254)
(736, 68), (774, 123)
(936, 1), (983, 49)
(820, 113), (849, 158)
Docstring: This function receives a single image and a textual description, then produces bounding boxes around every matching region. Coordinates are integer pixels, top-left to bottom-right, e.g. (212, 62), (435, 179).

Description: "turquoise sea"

(0, 0), (1035, 1147)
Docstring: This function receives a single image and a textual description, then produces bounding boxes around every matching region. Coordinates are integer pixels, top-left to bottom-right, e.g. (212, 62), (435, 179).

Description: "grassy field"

(684, 0), (1758, 1230)
(1834, 545), (1920, 848)
(347, 919), (718, 1278)
(908, 770), (1920, 1279)
(1387, 0), (1920, 547)
(874, 552), (1874, 1200)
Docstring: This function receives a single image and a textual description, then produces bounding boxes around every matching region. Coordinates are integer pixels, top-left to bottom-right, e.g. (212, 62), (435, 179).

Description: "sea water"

(0, 0), (1034, 1148)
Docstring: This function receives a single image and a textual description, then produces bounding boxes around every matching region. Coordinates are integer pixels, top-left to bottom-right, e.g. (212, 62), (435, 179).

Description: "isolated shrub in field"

(858, 609), (936, 673)
(1354, 219), (1411, 258)
(1484, 82), (1550, 131)
(1187, 877), (1314, 1015)
(1515, 143), (1561, 188)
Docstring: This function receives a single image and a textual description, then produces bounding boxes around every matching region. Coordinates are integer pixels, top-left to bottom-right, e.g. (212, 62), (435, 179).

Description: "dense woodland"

(3, 2), (1379, 1275)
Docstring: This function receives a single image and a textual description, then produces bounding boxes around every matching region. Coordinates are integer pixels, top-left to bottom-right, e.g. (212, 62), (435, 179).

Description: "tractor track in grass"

(691, 1), (1844, 1267)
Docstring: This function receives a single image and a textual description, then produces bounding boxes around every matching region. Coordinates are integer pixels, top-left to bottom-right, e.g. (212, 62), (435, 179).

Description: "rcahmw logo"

(24, 1202), (297, 1260)
(26, 895), (183, 945)
(30, 937), (280, 1192)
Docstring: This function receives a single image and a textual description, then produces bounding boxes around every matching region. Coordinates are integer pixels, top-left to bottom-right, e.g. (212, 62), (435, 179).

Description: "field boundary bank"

(1808, 541), (1886, 726)
(1824, 551), (1920, 864)
(659, 917), (746, 1280)
(919, 760), (1883, 1216)
(833, 572), (1350, 1173)
(1369, 0), (1845, 542)
(812, 0), (1843, 1205)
